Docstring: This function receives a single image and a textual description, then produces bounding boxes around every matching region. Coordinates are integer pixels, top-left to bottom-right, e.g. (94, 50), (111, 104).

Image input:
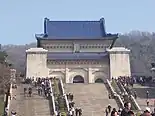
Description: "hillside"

(2, 31), (155, 76)
(2, 43), (36, 73)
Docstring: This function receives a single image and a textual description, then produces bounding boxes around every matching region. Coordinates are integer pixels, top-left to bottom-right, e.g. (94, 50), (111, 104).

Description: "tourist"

(117, 108), (122, 115)
(142, 107), (151, 116)
(151, 108), (155, 116)
(134, 90), (137, 99)
(108, 93), (111, 99)
(70, 93), (74, 101)
(107, 104), (112, 113)
(71, 107), (75, 115)
(75, 107), (78, 116)
(28, 87), (32, 97)
(24, 87), (27, 97)
(105, 107), (109, 116)
(11, 110), (17, 116)
(121, 102), (131, 116)
(69, 109), (73, 116)
(146, 91), (149, 99)
(127, 110), (134, 116)
(146, 99), (149, 106)
(4, 108), (8, 116)
(110, 110), (118, 116)
(78, 108), (82, 116)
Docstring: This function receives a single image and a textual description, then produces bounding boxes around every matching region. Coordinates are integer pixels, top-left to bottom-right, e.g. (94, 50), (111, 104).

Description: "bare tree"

(0, 51), (11, 95)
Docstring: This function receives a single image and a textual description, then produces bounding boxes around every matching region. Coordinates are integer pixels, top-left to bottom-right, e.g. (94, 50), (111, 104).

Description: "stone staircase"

(9, 84), (51, 116)
(32, 89), (51, 116)
(65, 83), (118, 116)
(132, 84), (155, 111)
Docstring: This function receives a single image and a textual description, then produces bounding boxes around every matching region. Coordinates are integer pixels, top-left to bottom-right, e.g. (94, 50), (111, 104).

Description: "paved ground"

(0, 95), (4, 116)
(9, 84), (51, 116)
(132, 84), (155, 112)
(65, 83), (118, 116)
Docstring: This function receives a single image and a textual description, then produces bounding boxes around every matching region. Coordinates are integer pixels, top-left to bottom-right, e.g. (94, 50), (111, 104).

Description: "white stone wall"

(26, 48), (48, 80)
(107, 47), (131, 79)
(47, 59), (110, 83)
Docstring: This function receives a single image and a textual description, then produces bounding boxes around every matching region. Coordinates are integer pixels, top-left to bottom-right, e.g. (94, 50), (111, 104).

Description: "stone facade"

(107, 47), (131, 78)
(47, 58), (110, 83)
(26, 46), (131, 83)
(26, 48), (49, 79)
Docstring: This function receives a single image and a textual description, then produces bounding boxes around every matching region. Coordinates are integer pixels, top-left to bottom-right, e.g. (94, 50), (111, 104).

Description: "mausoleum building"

(26, 18), (131, 83)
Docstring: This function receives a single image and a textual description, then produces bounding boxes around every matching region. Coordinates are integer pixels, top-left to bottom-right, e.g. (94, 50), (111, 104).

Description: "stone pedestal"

(107, 47), (131, 79)
(26, 48), (48, 80)
(88, 68), (93, 83)
(65, 68), (69, 83)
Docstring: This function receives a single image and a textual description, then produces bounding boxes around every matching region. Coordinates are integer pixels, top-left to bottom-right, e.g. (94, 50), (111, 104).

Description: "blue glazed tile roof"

(43, 18), (108, 39)
(47, 52), (107, 60)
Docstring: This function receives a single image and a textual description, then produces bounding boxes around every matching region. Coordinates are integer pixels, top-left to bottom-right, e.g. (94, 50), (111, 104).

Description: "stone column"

(88, 68), (93, 83)
(26, 48), (48, 80)
(107, 47), (131, 79)
(65, 68), (70, 83)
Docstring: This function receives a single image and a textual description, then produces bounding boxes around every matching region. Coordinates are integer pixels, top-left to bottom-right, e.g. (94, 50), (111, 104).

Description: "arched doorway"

(73, 75), (84, 83)
(95, 78), (104, 83)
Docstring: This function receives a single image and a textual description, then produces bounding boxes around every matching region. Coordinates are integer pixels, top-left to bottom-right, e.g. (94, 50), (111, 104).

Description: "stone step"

(65, 83), (118, 116)
(9, 84), (51, 116)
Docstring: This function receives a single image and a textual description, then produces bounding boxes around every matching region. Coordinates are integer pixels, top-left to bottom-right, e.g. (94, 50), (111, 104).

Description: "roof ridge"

(48, 20), (100, 22)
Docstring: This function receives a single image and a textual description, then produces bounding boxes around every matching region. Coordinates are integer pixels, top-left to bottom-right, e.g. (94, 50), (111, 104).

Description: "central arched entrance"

(95, 78), (104, 83)
(73, 75), (84, 83)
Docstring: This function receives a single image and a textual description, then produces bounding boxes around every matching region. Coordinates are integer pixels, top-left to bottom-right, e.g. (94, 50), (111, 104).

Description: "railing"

(7, 83), (12, 114)
(53, 78), (68, 115)
(59, 78), (70, 112)
(106, 79), (124, 108)
(49, 80), (57, 115)
(129, 95), (141, 111)
(117, 80), (141, 111)
(3, 83), (12, 116)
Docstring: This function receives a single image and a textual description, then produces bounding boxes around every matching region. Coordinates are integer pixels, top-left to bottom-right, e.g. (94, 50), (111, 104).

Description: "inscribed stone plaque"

(74, 43), (80, 52)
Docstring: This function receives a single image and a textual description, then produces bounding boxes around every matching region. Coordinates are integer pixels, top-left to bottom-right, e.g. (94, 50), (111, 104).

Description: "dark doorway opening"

(95, 78), (104, 83)
(73, 75), (84, 83)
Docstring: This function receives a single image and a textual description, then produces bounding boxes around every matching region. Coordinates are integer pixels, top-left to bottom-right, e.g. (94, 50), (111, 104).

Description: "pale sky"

(0, 0), (154, 45)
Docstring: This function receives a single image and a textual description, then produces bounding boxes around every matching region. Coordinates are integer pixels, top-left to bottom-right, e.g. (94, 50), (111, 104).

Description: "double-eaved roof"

(36, 17), (118, 40)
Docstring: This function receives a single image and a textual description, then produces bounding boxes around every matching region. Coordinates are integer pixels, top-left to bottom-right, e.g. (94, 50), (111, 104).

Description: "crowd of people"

(109, 76), (155, 116)
(8, 76), (155, 116)
(36, 77), (51, 98)
(105, 101), (155, 116)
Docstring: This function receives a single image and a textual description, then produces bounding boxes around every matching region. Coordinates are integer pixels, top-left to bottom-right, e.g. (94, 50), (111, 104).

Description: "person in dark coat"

(121, 102), (131, 116)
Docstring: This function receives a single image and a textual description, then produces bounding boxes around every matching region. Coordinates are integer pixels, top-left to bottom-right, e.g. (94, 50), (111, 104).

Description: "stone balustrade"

(59, 78), (70, 112)
(7, 84), (12, 113)
(49, 80), (57, 115)
(130, 95), (141, 111)
(106, 79), (117, 96)
(106, 79), (124, 108)
(117, 80), (141, 111)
